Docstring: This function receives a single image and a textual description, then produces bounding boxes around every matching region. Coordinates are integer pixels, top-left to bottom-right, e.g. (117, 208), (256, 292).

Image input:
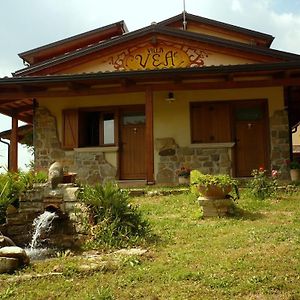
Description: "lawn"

(1, 189), (300, 299)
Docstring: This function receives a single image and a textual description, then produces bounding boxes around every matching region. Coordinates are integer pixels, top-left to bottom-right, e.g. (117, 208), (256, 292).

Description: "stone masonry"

(156, 145), (232, 183)
(5, 183), (86, 247)
(269, 109), (290, 178)
(34, 107), (117, 185)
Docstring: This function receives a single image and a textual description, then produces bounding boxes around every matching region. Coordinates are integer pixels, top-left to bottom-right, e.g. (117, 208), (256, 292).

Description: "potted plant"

(286, 159), (300, 181)
(176, 166), (191, 185)
(191, 170), (239, 217)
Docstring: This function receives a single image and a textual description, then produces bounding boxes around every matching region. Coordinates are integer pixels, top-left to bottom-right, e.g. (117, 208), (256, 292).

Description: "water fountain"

(25, 210), (58, 260)
(4, 164), (88, 250)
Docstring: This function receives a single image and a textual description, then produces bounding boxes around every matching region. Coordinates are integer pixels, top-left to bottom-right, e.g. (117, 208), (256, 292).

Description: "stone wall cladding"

(269, 109), (290, 178)
(34, 107), (116, 185)
(157, 146), (232, 183)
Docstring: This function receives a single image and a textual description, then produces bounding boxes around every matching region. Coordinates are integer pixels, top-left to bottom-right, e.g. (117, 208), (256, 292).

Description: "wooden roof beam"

(0, 107), (32, 123)
(120, 78), (135, 87)
(67, 81), (91, 91)
(17, 85), (47, 93)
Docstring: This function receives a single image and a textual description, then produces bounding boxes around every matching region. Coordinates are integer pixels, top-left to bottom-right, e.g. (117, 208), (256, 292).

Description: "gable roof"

(19, 21), (128, 65)
(158, 12), (274, 47)
(13, 23), (300, 77)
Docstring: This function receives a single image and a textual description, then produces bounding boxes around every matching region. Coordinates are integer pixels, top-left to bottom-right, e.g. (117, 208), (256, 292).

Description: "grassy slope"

(1, 192), (300, 299)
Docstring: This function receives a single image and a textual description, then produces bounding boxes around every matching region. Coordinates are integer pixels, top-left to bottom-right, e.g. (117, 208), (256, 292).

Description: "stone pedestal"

(178, 176), (190, 185)
(198, 197), (233, 217)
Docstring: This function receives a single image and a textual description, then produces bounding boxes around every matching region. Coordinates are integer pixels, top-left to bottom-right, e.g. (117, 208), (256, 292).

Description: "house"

(0, 12), (300, 184)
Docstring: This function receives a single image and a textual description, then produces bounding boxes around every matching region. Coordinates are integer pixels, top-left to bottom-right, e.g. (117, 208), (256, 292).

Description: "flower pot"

(290, 169), (300, 181)
(178, 176), (190, 185)
(197, 184), (232, 200)
(63, 173), (77, 184)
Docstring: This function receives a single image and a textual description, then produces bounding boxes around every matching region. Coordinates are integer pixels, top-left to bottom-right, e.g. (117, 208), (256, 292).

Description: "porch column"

(9, 116), (18, 172)
(145, 88), (154, 184)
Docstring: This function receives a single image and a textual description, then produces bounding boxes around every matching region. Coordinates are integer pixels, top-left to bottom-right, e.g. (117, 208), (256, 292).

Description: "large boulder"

(0, 246), (30, 266)
(0, 257), (19, 274)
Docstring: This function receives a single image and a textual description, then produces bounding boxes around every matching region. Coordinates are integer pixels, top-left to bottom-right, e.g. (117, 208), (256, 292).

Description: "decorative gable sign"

(125, 46), (189, 69)
(106, 42), (210, 71)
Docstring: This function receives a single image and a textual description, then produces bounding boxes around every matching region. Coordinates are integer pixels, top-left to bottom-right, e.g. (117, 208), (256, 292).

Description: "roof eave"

(158, 12), (275, 44)
(18, 20), (128, 64)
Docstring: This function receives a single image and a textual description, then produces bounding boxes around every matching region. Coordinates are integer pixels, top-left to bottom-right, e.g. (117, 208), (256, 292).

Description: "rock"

(0, 235), (16, 247)
(155, 138), (178, 156)
(0, 246), (30, 266)
(0, 257), (19, 274)
(48, 161), (64, 189)
(114, 248), (147, 256)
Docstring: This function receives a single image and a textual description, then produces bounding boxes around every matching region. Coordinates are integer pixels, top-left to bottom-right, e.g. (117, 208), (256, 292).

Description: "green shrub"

(246, 168), (278, 200)
(0, 170), (47, 224)
(76, 182), (151, 249)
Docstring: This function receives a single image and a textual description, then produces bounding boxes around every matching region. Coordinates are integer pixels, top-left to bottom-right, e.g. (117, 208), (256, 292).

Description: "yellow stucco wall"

(39, 86), (284, 176)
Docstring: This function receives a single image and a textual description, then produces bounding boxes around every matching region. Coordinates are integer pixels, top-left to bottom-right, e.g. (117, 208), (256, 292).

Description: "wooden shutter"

(191, 102), (231, 143)
(62, 109), (78, 149)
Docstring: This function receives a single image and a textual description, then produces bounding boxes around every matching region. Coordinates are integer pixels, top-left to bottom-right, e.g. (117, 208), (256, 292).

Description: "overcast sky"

(1, 0), (300, 170)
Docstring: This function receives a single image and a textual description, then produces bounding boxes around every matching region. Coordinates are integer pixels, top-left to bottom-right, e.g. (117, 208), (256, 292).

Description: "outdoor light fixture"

(165, 92), (175, 103)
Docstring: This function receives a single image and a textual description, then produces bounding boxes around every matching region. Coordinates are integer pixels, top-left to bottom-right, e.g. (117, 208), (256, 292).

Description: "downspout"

(0, 138), (10, 171)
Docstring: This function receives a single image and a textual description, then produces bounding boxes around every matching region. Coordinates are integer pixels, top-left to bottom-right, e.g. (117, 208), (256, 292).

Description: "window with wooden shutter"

(190, 102), (231, 143)
(62, 109), (79, 149)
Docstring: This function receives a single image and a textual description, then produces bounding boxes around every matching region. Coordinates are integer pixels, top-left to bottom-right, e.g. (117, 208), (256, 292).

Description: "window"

(190, 102), (231, 143)
(62, 109), (117, 149)
(102, 113), (115, 144)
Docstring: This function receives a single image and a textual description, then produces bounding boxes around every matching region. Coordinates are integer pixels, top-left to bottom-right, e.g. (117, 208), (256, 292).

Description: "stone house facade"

(0, 13), (299, 183)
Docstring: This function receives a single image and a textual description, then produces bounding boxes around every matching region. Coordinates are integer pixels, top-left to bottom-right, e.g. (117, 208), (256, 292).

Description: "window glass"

(103, 113), (114, 144)
(122, 112), (145, 125)
(235, 107), (263, 121)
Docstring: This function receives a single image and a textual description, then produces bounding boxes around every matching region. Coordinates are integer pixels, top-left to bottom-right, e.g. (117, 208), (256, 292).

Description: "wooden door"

(234, 101), (269, 177)
(120, 111), (146, 180)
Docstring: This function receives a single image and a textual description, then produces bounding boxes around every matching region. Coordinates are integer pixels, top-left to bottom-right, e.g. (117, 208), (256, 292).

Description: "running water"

(26, 211), (58, 259)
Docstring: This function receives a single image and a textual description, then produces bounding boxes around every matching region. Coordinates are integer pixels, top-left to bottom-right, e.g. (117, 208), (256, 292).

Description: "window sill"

(190, 142), (235, 148)
(74, 146), (119, 153)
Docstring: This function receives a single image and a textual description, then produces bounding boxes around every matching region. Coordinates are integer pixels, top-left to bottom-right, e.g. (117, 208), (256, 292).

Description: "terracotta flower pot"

(198, 184), (232, 200)
(63, 173), (77, 183)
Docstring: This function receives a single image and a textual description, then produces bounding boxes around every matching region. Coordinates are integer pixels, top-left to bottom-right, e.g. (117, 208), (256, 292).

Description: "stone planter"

(197, 184), (233, 217)
(198, 197), (234, 217)
(197, 184), (232, 200)
(290, 169), (300, 181)
(178, 176), (190, 185)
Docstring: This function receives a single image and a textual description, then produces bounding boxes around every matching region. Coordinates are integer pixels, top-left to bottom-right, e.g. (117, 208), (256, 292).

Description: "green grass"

(1, 190), (300, 299)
